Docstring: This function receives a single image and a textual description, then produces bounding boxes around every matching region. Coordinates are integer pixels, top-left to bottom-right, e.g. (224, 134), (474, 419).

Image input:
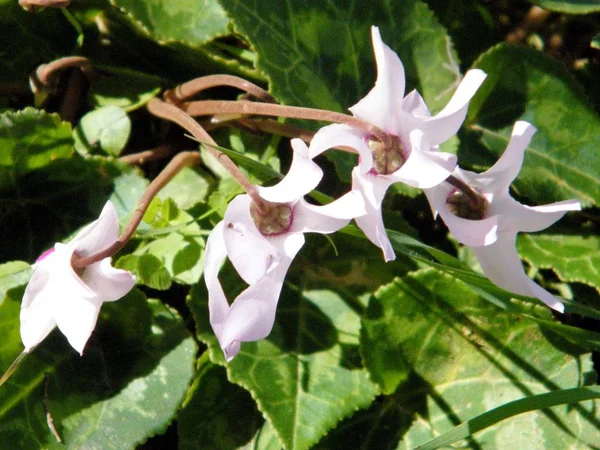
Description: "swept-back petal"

(353, 169), (396, 261)
(20, 267), (57, 351)
(495, 197), (581, 233)
(477, 121), (535, 193)
(472, 235), (564, 312)
(415, 69), (487, 146)
(218, 233), (304, 360)
(289, 191), (365, 234)
(81, 259), (136, 302)
(309, 124), (370, 172)
(223, 195), (279, 285)
(349, 26), (406, 133)
(259, 139), (323, 203)
(204, 222), (230, 338)
(389, 130), (456, 188)
(69, 201), (120, 257)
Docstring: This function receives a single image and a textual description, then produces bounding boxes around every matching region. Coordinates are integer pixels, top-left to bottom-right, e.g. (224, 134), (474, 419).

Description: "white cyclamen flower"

(425, 121), (581, 312)
(20, 201), (136, 354)
(204, 139), (365, 360)
(310, 26), (487, 261)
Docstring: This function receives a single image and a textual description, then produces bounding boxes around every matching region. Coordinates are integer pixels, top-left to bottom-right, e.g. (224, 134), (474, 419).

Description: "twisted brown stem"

(164, 74), (275, 104)
(72, 150), (201, 270)
(146, 98), (270, 214)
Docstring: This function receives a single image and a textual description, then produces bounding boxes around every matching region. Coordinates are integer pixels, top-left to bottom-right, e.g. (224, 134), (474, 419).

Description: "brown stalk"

(72, 150), (201, 270)
(445, 175), (486, 210)
(19, 0), (70, 10)
(180, 100), (394, 153)
(33, 56), (93, 88)
(119, 144), (177, 165)
(146, 98), (270, 214)
(164, 74), (275, 104)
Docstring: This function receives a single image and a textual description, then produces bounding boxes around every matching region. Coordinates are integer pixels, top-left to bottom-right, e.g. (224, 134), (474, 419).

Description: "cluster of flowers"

(19, 27), (580, 361)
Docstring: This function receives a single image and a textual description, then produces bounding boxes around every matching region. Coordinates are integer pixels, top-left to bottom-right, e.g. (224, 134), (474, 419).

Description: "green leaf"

(189, 285), (380, 450)
(518, 230), (600, 292)
(360, 268), (599, 449)
(530, 0), (600, 14)
(178, 354), (263, 450)
(0, 261), (32, 300)
(467, 44), (600, 207)
(116, 253), (172, 290)
(73, 105), (132, 156)
(89, 69), (162, 112)
(218, 0), (462, 177)
(0, 109), (138, 261)
(592, 33), (600, 49)
(157, 166), (210, 210)
(418, 386), (600, 450)
(0, 289), (196, 449)
(110, 0), (230, 46)
(0, 108), (73, 180)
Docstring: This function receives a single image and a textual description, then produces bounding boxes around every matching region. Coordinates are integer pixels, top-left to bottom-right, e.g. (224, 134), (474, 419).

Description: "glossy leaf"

(518, 231), (600, 293)
(110, 0), (230, 46)
(0, 108), (137, 261)
(189, 285), (380, 450)
(178, 354), (264, 450)
(467, 44), (600, 207)
(0, 289), (196, 449)
(361, 269), (599, 449)
(73, 105), (131, 156)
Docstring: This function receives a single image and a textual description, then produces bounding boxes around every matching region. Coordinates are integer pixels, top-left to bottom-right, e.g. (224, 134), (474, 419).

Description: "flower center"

(446, 189), (488, 220)
(250, 201), (293, 236)
(368, 134), (405, 175)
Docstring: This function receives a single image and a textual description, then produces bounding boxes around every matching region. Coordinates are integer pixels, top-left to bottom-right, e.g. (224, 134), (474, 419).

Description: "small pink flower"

(204, 139), (365, 360)
(425, 121), (581, 312)
(309, 26), (487, 261)
(20, 201), (136, 354)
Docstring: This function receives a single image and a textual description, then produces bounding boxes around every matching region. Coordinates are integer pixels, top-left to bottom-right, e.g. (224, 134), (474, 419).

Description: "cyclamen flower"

(310, 26), (487, 261)
(425, 121), (581, 312)
(20, 201), (136, 354)
(204, 139), (365, 361)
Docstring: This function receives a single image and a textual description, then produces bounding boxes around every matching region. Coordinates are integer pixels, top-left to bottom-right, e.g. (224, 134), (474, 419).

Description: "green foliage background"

(1, 0), (600, 449)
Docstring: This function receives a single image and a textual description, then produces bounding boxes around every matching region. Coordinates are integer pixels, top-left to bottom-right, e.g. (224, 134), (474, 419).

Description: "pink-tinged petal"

(54, 291), (104, 355)
(289, 191), (365, 234)
(352, 169), (396, 261)
(204, 222), (230, 339)
(477, 121), (535, 192)
(223, 195), (279, 285)
(218, 234), (304, 360)
(472, 235), (564, 312)
(349, 26), (406, 134)
(310, 124), (370, 172)
(401, 90), (431, 117)
(20, 267), (57, 351)
(69, 201), (120, 257)
(389, 130), (456, 188)
(259, 139), (323, 203)
(80, 259), (136, 302)
(416, 69), (487, 146)
(494, 197), (581, 233)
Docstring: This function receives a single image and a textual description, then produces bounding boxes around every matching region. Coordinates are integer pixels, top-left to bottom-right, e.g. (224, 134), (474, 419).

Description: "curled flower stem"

(164, 74), (275, 104)
(180, 100), (394, 154)
(33, 56), (93, 88)
(146, 98), (270, 214)
(72, 150), (201, 270)
(445, 175), (487, 210)
(44, 374), (62, 443)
